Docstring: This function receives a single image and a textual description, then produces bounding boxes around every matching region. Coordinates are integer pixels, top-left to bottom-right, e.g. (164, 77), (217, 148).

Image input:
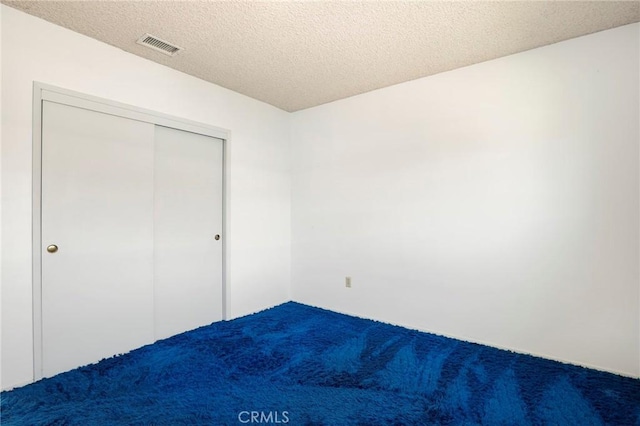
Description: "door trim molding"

(32, 82), (230, 381)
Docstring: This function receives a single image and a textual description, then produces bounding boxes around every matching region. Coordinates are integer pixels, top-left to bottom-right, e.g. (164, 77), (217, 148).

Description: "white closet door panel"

(154, 126), (223, 340)
(41, 101), (155, 377)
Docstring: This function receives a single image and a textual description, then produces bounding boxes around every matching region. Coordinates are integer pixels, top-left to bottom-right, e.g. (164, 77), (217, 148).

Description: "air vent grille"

(136, 34), (183, 56)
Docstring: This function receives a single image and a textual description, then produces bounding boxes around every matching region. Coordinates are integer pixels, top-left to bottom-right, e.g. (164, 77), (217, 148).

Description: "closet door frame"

(32, 82), (230, 381)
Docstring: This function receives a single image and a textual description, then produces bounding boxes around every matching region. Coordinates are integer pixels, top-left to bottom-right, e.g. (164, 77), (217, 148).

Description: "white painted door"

(41, 101), (156, 377)
(153, 126), (224, 340)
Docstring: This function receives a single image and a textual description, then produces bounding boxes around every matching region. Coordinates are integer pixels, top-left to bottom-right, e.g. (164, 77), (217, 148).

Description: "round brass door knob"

(47, 245), (58, 253)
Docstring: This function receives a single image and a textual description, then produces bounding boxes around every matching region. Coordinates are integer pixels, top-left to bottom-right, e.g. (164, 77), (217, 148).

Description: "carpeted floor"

(1, 302), (639, 425)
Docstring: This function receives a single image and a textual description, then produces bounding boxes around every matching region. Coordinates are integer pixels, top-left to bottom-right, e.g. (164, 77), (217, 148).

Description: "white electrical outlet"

(345, 277), (351, 288)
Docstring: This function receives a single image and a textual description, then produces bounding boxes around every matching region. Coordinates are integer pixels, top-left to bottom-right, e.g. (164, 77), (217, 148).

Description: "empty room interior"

(1, 1), (639, 424)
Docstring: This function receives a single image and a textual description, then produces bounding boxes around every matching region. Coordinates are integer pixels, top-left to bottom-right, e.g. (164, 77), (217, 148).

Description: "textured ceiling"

(3, 1), (639, 112)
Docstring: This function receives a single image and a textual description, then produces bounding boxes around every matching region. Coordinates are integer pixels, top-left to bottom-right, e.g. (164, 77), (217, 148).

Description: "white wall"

(0, 7), (4, 387)
(291, 24), (640, 377)
(1, 6), (291, 390)
(2, 5), (638, 391)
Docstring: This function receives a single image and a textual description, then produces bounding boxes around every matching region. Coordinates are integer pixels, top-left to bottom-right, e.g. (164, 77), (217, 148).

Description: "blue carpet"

(1, 302), (639, 425)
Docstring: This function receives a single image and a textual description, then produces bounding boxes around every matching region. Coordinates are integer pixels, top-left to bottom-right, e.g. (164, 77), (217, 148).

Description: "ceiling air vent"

(136, 33), (183, 57)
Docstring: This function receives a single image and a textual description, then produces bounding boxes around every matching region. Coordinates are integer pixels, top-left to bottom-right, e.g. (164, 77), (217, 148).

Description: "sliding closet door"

(153, 126), (224, 340)
(41, 101), (156, 377)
